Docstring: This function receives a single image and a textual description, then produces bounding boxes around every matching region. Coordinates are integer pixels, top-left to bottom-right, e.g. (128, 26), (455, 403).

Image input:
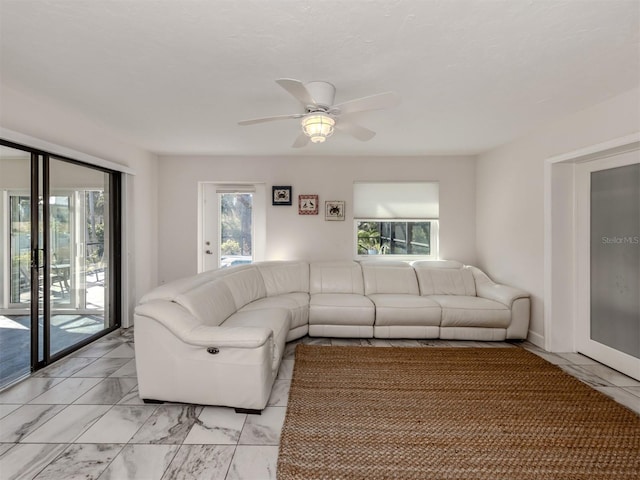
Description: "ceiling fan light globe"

(301, 114), (335, 143)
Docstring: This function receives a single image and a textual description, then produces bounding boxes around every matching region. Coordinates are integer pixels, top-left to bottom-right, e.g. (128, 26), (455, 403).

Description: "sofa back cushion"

(414, 264), (476, 296)
(361, 261), (419, 295)
(412, 260), (464, 270)
(174, 279), (237, 326)
(310, 261), (364, 294)
(219, 266), (266, 310)
(139, 267), (238, 304)
(256, 261), (310, 296)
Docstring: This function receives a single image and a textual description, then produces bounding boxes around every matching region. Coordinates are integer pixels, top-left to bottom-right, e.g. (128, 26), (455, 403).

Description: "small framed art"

(272, 186), (292, 205)
(299, 195), (319, 215)
(325, 200), (345, 221)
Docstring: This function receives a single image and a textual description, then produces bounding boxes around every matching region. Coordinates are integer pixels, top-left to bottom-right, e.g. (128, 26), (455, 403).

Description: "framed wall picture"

(299, 194), (319, 215)
(325, 200), (345, 221)
(272, 186), (292, 205)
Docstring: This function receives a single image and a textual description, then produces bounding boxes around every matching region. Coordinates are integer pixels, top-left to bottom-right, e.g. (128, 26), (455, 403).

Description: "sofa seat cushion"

(367, 294), (441, 326)
(239, 292), (309, 330)
(428, 295), (510, 328)
(222, 308), (291, 373)
(310, 293), (375, 326)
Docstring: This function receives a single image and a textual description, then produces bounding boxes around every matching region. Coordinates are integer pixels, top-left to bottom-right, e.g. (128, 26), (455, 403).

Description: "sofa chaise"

(134, 260), (530, 411)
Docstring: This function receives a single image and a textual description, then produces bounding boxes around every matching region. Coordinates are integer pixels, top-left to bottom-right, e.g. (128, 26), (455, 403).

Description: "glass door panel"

(577, 151), (640, 381)
(0, 147), (33, 388)
(49, 194), (72, 307)
(590, 163), (640, 359)
(48, 158), (113, 356)
(84, 190), (107, 310)
(9, 195), (32, 304)
(220, 192), (253, 268)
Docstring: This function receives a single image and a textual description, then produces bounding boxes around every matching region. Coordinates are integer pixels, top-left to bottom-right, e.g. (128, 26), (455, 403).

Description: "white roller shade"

(353, 182), (439, 219)
(215, 184), (256, 193)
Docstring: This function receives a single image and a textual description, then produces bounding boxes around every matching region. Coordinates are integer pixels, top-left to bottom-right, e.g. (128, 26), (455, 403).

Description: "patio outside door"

(199, 183), (266, 272)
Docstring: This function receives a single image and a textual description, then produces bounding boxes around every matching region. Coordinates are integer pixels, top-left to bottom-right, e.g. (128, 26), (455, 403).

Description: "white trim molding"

(544, 132), (640, 353)
(1, 127), (136, 175)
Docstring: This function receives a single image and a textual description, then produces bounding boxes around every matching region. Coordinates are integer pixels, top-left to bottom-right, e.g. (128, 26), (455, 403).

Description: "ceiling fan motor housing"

(305, 81), (336, 110)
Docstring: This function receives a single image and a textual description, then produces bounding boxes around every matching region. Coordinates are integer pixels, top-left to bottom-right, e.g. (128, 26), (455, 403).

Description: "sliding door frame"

(1, 138), (123, 378)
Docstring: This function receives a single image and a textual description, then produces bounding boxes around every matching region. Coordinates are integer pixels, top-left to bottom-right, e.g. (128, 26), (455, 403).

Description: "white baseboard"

(526, 330), (545, 349)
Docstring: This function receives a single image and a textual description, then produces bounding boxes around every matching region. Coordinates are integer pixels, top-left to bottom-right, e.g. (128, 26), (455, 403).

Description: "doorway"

(199, 183), (266, 272)
(0, 142), (121, 389)
(575, 151), (640, 380)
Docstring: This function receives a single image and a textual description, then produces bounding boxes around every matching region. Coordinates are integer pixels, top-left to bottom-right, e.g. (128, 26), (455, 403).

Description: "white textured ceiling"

(0, 0), (638, 156)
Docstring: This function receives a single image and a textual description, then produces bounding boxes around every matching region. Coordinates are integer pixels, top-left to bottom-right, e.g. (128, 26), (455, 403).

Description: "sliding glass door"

(48, 157), (117, 356)
(0, 146), (33, 385)
(0, 142), (121, 389)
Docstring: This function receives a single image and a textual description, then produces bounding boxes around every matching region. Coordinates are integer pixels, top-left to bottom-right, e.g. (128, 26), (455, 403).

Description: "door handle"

(205, 250), (213, 255)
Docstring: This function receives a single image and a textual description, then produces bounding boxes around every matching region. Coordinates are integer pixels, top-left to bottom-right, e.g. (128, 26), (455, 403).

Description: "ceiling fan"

(238, 79), (401, 148)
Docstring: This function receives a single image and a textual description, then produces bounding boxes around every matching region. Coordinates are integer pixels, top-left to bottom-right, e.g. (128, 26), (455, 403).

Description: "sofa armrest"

(468, 266), (529, 307)
(135, 300), (272, 348)
(478, 284), (529, 308)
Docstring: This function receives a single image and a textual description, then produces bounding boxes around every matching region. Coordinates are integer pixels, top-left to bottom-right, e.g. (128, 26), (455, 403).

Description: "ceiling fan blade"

(276, 78), (316, 105)
(335, 121), (376, 141)
(292, 133), (310, 148)
(238, 113), (303, 126)
(333, 91), (400, 115)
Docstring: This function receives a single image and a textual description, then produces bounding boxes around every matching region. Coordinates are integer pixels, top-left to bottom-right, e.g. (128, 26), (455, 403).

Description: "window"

(353, 182), (439, 259)
(219, 192), (253, 268)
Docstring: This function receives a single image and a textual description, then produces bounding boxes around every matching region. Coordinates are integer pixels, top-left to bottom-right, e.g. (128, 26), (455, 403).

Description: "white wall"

(476, 87), (640, 346)
(157, 155), (476, 284)
(6, 75), (636, 345)
(0, 83), (159, 320)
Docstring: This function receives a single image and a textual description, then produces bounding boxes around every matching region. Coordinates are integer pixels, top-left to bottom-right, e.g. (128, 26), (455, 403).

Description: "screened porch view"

(2, 189), (108, 386)
(9, 191), (107, 309)
(357, 221), (432, 256)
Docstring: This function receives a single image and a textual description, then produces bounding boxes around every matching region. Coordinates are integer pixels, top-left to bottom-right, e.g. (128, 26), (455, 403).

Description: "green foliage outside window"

(221, 193), (253, 256)
(357, 221), (431, 255)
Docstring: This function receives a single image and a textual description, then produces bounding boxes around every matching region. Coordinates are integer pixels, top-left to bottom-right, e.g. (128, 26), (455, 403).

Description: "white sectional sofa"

(134, 260), (529, 411)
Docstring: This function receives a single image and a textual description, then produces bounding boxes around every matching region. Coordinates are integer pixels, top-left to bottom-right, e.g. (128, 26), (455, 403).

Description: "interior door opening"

(576, 148), (640, 381)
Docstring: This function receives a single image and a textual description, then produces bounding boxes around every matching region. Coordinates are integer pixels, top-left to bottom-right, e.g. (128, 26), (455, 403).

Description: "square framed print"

(325, 200), (345, 221)
(272, 186), (292, 205)
(298, 195), (319, 215)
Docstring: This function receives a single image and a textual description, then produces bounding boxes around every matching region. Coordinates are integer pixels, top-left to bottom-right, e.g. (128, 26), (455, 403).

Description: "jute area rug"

(277, 345), (640, 480)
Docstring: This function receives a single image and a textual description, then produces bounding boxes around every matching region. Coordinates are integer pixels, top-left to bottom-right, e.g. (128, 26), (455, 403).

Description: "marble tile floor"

(0, 329), (639, 480)
(0, 314), (106, 388)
